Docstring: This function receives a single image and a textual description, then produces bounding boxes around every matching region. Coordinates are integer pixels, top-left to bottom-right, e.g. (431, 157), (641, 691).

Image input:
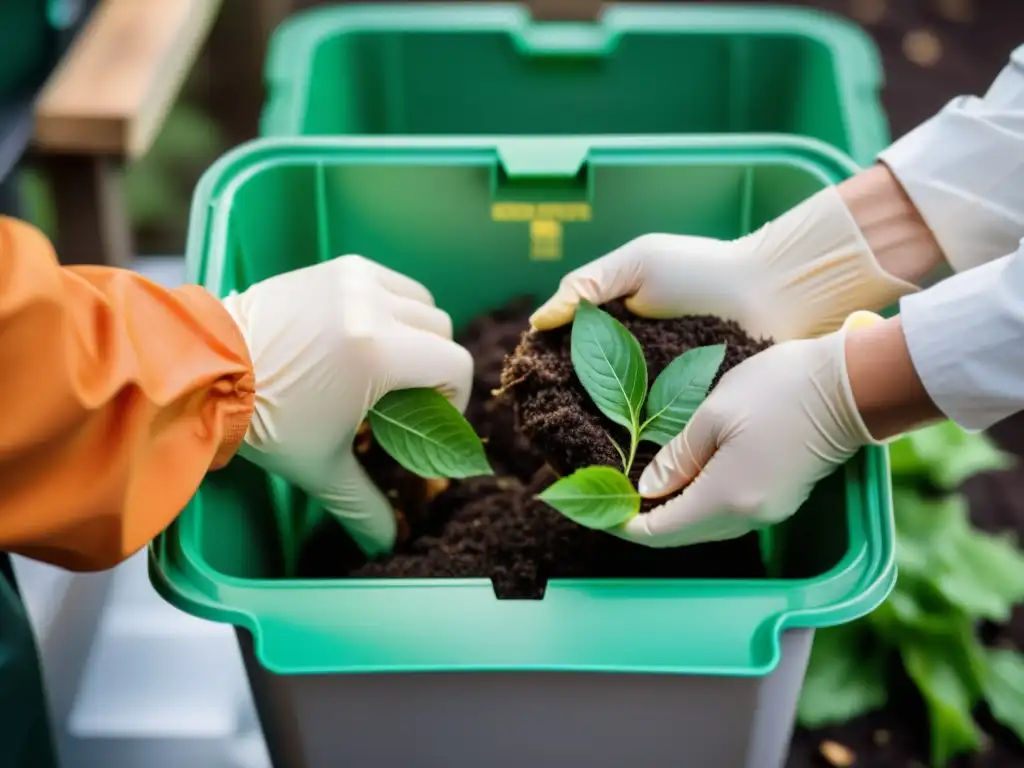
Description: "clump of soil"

(500, 299), (773, 501)
(298, 298), (773, 598)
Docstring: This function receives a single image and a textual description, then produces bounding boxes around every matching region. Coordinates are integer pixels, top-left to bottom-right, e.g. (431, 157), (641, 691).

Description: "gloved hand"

(221, 255), (473, 556)
(612, 312), (883, 548)
(530, 186), (917, 341)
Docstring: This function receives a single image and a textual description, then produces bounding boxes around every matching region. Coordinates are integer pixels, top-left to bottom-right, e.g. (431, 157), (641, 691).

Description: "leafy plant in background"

(799, 420), (1024, 766)
(122, 102), (225, 240)
(538, 300), (725, 529)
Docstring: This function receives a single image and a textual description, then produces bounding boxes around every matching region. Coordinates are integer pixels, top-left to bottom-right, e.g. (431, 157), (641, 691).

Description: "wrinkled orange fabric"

(0, 217), (255, 571)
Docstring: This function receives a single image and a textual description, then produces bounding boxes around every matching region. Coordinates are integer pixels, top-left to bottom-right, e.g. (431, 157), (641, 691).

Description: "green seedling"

(538, 300), (726, 530)
(368, 388), (493, 479)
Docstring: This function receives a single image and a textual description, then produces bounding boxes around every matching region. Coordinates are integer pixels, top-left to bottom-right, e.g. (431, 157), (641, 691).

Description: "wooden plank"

(33, 0), (223, 159)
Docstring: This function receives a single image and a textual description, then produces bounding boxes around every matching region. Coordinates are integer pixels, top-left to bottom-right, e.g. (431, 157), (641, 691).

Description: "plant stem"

(624, 431), (639, 475)
(606, 433), (627, 469)
(638, 413), (657, 434)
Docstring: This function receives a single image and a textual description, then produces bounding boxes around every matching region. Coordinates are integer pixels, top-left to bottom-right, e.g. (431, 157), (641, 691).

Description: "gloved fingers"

(342, 254), (437, 306)
(315, 452), (398, 557)
(610, 505), (754, 549)
(377, 327), (475, 413)
(387, 293), (454, 339)
(637, 407), (719, 499)
(529, 240), (644, 330)
(618, 454), (732, 546)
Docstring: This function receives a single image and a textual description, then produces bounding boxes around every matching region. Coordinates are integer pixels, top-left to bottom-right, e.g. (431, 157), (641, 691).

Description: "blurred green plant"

(123, 101), (224, 236)
(798, 421), (1024, 766)
(20, 166), (57, 238)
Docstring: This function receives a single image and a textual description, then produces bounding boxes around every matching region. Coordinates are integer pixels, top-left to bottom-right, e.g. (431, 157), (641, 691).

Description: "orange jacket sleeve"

(0, 217), (255, 571)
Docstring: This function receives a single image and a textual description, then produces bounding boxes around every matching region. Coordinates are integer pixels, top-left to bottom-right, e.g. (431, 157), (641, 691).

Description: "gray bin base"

(238, 627), (813, 768)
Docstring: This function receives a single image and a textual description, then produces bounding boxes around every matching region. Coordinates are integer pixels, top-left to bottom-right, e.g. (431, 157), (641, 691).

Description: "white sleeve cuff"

(901, 246), (1024, 431)
(879, 45), (1024, 274)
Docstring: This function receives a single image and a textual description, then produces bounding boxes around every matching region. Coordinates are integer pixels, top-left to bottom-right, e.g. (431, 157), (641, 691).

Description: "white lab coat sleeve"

(878, 44), (1024, 273)
(900, 241), (1024, 431)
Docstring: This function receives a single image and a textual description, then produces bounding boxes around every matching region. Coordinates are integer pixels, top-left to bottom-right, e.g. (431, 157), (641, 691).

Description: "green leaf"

(935, 527), (1024, 622)
(891, 488), (1024, 622)
(894, 489), (968, 540)
(869, 581), (984, 678)
(368, 389), (493, 479)
(867, 572), (994, 766)
(893, 421), (1013, 490)
(798, 623), (889, 728)
(640, 344), (726, 445)
(901, 628), (986, 767)
(537, 466), (640, 530)
(888, 434), (925, 479)
(892, 491), (967, 576)
(982, 648), (1024, 745)
(570, 300), (648, 433)
(869, 580), (955, 640)
(937, 432), (1013, 488)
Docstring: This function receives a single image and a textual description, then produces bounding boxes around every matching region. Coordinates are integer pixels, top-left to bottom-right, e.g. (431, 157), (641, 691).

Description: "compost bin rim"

(260, 2), (887, 163)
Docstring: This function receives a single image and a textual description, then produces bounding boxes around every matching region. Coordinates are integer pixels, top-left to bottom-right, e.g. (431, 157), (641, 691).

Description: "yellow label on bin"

(530, 220), (562, 260)
(491, 202), (591, 260)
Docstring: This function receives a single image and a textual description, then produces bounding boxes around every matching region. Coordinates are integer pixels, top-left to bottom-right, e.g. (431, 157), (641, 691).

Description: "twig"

(491, 372), (529, 398)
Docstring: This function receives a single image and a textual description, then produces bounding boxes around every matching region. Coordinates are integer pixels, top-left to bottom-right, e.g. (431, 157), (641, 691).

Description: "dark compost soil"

(298, 298), (773, 598)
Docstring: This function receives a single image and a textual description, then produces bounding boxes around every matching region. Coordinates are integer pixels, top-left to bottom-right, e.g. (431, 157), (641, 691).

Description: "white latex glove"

(221, 255), (473, 557)
(530, 186), (916, 341)
(613, 312), (883, 549)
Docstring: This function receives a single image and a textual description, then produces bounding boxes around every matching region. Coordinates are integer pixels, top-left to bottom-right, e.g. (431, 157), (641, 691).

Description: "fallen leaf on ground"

(819, 740), (855, 767)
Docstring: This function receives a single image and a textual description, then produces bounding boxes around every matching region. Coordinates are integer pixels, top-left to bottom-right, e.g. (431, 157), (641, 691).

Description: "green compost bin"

(260, 3), (890, 165)
(151, 134), (895, 768)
